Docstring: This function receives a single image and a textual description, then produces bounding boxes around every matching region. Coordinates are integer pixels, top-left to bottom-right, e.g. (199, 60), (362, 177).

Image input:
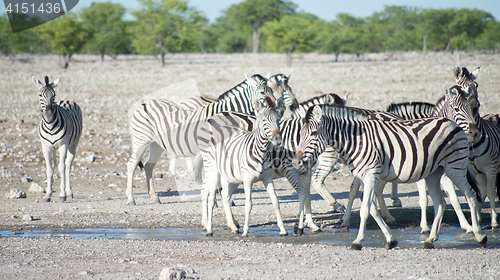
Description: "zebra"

(194, 93), (346, 235)
(462, 85), (500, 229)
(267, 74), (298, 119)
(292, 104), (487, 249)
(196, 96), (285, 237)
(454, 66), (480, 95)
(32, 76), (83, 202)
(160, 95), (218, 175)
(126, 74), (282, 205)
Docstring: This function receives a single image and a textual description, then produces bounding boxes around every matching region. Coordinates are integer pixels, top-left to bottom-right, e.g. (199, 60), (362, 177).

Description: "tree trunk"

(101, 53), (105, 62)
(286, 51), (292, 66)
(444, 40), (452, 53)
(252, 28), (259, 53)
(335, 52), (340, 62)
(60, 54), (70, 69)
(161, 51), (165, 67)
(422, 35), (427, 57)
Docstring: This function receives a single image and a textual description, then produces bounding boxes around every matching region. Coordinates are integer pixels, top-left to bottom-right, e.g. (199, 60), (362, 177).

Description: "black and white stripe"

(33, 76), (83, 202)
(126, 74), (280, 205)
(196, 97), (285, 237)
(293, 104), (487, 249)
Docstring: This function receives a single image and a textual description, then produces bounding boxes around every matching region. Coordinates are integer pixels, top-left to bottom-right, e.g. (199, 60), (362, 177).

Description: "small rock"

(29, 182), (45, 193)
(159, 267), (186, 280)
(21, 176), (33, 183)
(22, 214), (33, 221)
(5, 189), (27, 199)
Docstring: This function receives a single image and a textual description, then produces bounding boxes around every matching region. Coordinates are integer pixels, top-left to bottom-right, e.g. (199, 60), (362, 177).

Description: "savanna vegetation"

(1, 0), (499, 67)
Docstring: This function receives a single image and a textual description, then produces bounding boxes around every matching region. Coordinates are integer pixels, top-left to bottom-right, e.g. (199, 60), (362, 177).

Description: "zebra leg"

(310, 148), (345, 212)
(205, 173), (220, 237)
(485, 171), (499, 229)
(375, 181), (396, 225)
(126, 144), (149, 205)
(417, 179), (431, 234)
(263, 175), (288, 236)
(144, 142), (163, 204)
(167, 153), (176, 177)
(221, 182), (240, 234)
(57, 145), (68, 202)
(185, 157), (194, 172)
(446, 168), (487, 247)
(241, 180), (253, 237)
(64, 144), (77, 200)
(340, 177), (361, 229)
(440, 175), (472, 232)
(41, 144), (55, 202)
(301, 174), (320, 232)
(423, 172), (446, 249)
(391, 183), (402, 207)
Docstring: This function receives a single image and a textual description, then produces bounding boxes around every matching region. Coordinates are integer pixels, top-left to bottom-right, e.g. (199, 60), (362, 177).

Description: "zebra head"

(454, 66), (480, 97)
(33, 76), (60, 114)
(268, 74), (298, 120)
(255, 96), (282, 146)
(442, 85), (480, 143)
(293, 105), (327, 171)
(246, 74), (287, 119)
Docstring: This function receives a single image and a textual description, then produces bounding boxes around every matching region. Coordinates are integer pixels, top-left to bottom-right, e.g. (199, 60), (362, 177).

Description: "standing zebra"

(454, 66), (480, 95)
(194, 93), (346, 235)
(293, 104), (486, 249)
(126, 74), (282, 205)
(267, 74), (298, 119)
(33, 76), (83, 202)
(197, 97), (285, 237)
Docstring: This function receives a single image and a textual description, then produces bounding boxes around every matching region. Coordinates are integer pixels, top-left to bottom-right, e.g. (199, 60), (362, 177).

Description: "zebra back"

(386, 101), (436, 120)
(34, 76), (82, 148)
(179, 96), (217, 111)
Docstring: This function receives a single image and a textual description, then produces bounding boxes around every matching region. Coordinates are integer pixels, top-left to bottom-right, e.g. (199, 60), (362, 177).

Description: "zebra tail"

(466, 168), (481, 202)
(193, 153), (204, 184)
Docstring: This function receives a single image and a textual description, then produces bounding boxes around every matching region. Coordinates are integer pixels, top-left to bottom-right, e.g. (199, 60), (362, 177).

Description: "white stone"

(29, 182), (45, 193)
(5, 189), (27, 199)
(159, 267), (186, 280)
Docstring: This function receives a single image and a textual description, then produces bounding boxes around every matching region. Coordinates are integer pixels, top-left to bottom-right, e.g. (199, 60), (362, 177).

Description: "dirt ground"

(1, 52), (500, 279)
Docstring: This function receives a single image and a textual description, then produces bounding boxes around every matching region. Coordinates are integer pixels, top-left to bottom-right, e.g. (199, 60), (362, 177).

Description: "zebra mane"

(386, 101), (435, 113)
(301, 93), (345, 107)
(304, 104), (369, 124)
(44, 76), (50, 87)
(217, 74), (267, 101)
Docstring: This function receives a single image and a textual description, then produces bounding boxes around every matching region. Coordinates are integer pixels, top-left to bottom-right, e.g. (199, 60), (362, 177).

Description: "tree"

(225, 0), (296, 53)
(80, 2), (130, 61)
(262, 13), (318, 66)
(130, 0), (206, 66)
(475, 20), (500, 51)
(317, 14), (366, 61)
(34, 14), (92, 68)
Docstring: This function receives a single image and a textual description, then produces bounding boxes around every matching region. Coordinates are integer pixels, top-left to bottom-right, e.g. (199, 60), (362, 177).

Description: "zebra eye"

(311, 131), (317, 136)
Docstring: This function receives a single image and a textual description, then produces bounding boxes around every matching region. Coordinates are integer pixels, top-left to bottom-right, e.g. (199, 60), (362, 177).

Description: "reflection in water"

(1, 227), (498, 249)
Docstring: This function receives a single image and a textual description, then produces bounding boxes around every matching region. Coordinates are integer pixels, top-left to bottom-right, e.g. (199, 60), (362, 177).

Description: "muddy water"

(2, 227), (499, 249)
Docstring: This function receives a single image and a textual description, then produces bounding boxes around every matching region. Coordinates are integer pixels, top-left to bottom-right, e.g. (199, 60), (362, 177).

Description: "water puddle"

(2, 227), (498, 249)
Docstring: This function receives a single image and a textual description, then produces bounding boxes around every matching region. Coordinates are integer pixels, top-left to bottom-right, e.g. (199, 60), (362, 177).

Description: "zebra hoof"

(311, 227), (321, 233)
(279, 231), (288, 236)
(67, 194), (74, 199)
(43, 197), (51, 203)
(351, 243), (362, 250)
(385, 240), (398, 250)
(478, 236), (487, 248)
(126, 200), (136, 206)
(231, 229), (239, 234)
(392, 199), (402, 208)
(294, 227), (304, 236)
(206, 232), (213, 237)
(152, 198), (161, 204)
(423, 242), (434, 249)
(59, 196), (66, 203)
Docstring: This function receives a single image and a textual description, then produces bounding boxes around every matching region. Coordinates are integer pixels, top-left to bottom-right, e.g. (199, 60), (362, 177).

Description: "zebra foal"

(33, 76), (83, 202)
(196, 97), (286, 237)
(293, 104), (487, 249)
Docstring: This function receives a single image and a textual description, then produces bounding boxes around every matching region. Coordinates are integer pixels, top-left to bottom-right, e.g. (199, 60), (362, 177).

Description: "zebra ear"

(470, 66), (480, 80)
(453, 66), (462, 80)
(265, 72), (271, 80)
(312, 105), (322, 122)
(443, 85), (452, 100)
(32, 76), (43, 88)
(245, 74), (258, 86)
(343, 93), (349, 105)
(50, 78), (60, 88)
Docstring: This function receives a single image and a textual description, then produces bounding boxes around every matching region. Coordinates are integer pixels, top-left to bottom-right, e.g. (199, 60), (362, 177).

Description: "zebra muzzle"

(292, 150), (304, 170)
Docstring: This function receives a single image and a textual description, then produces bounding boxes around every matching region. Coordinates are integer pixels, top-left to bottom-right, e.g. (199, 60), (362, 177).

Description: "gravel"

(0, 52), (499, 279)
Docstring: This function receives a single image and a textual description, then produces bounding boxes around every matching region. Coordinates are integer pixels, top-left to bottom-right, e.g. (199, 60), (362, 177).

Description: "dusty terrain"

(1, 52), (500, 279)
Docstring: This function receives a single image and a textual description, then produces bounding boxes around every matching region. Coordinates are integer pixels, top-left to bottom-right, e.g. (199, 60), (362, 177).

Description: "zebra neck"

(41, 105), (58, 124)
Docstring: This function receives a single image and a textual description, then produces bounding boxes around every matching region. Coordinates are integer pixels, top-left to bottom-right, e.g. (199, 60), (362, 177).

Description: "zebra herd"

(32, 66), (499, 250)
